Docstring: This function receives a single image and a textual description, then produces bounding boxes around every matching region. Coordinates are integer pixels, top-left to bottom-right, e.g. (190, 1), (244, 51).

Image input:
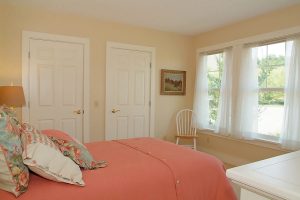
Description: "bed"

(0, 137), (236, 200)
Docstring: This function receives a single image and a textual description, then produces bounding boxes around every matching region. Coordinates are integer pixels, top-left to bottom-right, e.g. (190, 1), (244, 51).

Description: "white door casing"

(22, 31), (90, 142)
(105, 42), (155, 140)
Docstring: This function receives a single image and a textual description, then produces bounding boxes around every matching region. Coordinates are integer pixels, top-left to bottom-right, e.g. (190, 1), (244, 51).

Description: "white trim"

(105, 41), (156, 139)
(22, 31), (90, 142)
(196, 25), (300, 54)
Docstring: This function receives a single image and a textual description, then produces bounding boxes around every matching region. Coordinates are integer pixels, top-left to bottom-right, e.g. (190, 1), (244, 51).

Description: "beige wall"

(194, 4), (300, 48)
(196, 133), (290, 167)
(0, 3), (195, 141)
(193, 4), (300, 166)
(0, 5), (5, 83)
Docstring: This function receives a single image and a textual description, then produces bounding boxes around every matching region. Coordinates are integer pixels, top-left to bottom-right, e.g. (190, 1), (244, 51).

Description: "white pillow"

(21, 123), (84, 186)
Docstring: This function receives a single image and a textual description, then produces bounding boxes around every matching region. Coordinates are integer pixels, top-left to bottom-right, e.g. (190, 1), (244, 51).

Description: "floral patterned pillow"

(21, 123), (85, 186)
(0, 107), (29, 197)
(49, 136), (107, 170)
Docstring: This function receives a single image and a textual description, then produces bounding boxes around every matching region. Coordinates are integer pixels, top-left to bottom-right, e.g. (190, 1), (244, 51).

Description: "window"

(257, 42), (286, 140)
(195, 33), (300, 149)
(207, 53), (224, 127)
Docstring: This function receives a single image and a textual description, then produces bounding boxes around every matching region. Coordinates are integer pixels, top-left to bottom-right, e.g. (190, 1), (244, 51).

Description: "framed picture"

(160, 69), (186, 95)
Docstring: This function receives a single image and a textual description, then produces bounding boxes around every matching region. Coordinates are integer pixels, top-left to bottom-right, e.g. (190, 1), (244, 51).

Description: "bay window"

(194, 33), (300, 149)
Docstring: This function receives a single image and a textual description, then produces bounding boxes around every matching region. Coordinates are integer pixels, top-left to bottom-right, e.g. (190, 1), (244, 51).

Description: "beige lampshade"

(0, 86), (25, 107)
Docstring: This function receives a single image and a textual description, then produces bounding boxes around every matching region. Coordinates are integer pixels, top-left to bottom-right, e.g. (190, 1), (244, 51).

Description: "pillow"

(49, 136), (107, 170)
(0, 107), (29, 197)
(21, 123), (85, 186)
(0, 106), (18, 118)
(41, 129), (74, 141)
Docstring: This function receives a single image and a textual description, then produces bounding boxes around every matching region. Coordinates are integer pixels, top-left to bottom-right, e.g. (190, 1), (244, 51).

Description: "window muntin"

(257, 42), (286, 139)
(207, 53), (224, 127)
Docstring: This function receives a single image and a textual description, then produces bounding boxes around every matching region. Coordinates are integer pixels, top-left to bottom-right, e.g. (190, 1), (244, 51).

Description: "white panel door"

(29, 39), (84, 141)
(106, 48), (151, 140)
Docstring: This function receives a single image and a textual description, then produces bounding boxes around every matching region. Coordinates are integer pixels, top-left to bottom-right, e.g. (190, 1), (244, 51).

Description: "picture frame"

(160, 69), (186, 95)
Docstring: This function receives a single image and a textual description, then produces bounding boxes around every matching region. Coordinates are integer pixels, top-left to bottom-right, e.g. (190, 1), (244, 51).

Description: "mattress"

(0, 137), (236, 200)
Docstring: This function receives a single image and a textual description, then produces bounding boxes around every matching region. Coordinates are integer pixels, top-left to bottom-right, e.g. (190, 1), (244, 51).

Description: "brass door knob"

(112, 108), (120, 113)
(74, 109), (81, 114)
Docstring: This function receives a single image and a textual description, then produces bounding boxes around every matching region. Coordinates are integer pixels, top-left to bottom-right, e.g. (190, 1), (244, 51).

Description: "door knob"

(73, 109), (81, 114)
(112, 108), (120, 113)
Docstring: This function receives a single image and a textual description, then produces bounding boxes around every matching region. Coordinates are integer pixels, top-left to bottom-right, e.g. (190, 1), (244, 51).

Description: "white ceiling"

(4, 0), (300, 35)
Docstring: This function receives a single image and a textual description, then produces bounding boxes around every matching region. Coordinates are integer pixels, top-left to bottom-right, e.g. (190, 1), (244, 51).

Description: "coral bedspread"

(0, 138), (236, 200)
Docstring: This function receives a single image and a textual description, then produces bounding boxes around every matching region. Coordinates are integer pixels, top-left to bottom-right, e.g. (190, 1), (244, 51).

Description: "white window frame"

(206, 52), (224, 129)
(256, 41), (286, 141)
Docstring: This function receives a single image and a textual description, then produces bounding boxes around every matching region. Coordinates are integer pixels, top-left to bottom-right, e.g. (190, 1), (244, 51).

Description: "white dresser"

(226, 150), (300, 200)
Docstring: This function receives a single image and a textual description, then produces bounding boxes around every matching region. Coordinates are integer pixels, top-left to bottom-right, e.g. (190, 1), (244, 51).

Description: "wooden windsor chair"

(175, 109), (198, 150)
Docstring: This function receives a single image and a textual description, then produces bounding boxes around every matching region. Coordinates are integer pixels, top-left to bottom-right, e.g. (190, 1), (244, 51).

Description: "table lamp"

(0, 86), (25, 108)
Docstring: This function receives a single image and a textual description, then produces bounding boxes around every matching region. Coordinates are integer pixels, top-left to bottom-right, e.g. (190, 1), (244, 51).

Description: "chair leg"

(193, 138), (197, 150)
(176, 137), (180, 145)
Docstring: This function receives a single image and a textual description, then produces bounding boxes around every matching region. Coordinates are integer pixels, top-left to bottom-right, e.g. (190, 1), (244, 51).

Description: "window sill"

(197, 129), (291, 153)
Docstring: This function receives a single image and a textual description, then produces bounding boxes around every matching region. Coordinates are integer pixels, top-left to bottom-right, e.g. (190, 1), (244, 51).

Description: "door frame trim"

(105, 41), (156, 139)
(22, 31), (90, 142)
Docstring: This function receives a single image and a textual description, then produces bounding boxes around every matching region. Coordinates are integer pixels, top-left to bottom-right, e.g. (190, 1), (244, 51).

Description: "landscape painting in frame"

(161, 69), (186, 95)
